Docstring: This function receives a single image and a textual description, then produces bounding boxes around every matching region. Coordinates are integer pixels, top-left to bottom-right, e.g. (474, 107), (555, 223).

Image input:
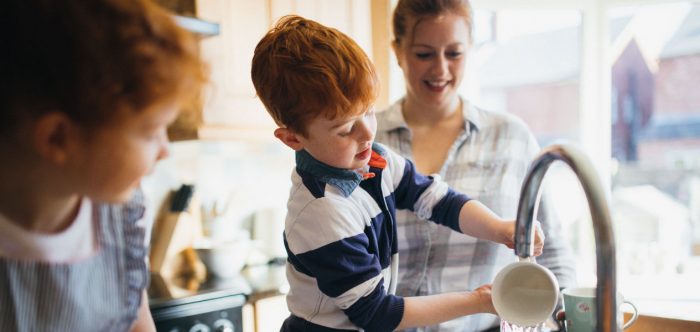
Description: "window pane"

(470, 9), (594, 286)
(610, 1), (700, 317)
(470, 9), (582, 146)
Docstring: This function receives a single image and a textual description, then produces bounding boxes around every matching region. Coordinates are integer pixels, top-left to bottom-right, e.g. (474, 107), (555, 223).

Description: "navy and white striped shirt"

(281, 143), (471, 332)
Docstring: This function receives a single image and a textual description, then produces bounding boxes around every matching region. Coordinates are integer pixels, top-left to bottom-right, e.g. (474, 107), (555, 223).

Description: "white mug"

(492, 257), (560, 327)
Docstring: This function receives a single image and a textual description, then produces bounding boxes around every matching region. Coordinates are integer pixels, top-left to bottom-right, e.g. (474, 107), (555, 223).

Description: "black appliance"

(150, 278), (250, 332)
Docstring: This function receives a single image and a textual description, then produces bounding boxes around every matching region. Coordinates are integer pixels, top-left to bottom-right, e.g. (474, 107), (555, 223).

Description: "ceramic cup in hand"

(492, 257), (559, 328)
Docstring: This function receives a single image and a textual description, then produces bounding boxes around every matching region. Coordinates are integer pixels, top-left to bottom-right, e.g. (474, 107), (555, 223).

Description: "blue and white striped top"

(281, 143), (471, 331)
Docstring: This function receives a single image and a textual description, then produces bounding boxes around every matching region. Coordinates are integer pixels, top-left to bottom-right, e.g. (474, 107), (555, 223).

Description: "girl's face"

(71, 103), (177, 203)
(394, 12), (471, 110)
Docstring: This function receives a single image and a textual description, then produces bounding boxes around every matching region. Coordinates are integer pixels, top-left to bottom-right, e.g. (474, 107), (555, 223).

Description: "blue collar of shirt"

(295, 143), (387, 197)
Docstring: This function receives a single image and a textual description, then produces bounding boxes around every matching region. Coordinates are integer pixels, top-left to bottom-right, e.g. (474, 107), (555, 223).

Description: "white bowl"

(195, 238), (251, 278)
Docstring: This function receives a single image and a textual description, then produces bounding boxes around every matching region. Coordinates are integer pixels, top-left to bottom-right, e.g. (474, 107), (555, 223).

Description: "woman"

(374, 1), (576, 331)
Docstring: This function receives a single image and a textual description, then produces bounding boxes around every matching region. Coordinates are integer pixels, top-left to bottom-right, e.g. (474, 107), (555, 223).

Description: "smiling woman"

(373, 0), (700, 328)
(375, 2), (577, 331)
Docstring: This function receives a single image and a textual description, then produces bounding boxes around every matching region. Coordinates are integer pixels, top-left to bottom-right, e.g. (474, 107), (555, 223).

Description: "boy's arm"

(380, 145), (543, 252)
(458, 200), (544, 256)
(395, 285), (495, 331)
(458, 200), (514, 246)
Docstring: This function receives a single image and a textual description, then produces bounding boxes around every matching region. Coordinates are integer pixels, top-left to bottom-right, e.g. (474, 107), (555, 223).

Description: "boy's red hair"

(251, 15), (379, 137)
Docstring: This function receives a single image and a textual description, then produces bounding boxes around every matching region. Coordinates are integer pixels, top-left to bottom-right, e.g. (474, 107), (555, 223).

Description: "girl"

(0, 0), (206, 330)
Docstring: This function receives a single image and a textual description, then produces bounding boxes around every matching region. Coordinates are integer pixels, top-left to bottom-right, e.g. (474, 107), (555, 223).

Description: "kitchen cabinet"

(241, 264), (290, 332)
(251, 294), (289, 332)
(183, 0), (378, 141)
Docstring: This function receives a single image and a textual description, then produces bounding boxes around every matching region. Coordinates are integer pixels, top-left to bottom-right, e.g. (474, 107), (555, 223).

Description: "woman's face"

(394, 12), (471, 110)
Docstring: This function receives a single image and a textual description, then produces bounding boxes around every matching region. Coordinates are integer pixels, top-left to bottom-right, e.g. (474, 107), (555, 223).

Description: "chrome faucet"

(514, 143), (617, 332)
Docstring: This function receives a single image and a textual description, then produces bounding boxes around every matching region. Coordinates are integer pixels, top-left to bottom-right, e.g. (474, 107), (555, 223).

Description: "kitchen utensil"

(492, 257), (560, 328)
(150, 184), (202, 277)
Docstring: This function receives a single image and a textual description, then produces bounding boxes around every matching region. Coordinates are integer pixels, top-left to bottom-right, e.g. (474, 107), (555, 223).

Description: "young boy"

(0, 0), (205, 331)
(251, 16), (543, 332)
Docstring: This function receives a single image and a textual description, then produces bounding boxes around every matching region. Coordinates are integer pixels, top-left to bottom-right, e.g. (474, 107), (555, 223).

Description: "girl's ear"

(32, 112), (79, 166)
(391, 40), (403, 67)
(274, 127), (304, 151)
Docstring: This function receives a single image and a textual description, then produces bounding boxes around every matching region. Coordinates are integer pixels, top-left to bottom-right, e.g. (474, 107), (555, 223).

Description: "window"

(608, 1), (700, 318)
(468, 9), (583, 146)
(383, 0), (700, 320)
(468, 6), (598, 288)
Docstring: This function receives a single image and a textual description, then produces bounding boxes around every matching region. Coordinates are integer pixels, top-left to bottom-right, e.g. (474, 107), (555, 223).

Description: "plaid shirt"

(375, 98), (576, 332)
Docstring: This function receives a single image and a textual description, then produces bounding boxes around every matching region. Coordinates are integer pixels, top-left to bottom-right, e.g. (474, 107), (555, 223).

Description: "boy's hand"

(532, 220), (545, 256)
(458, 201), (544, 256)
(473, 284), (496, 314)
(501, 220), (545, 256)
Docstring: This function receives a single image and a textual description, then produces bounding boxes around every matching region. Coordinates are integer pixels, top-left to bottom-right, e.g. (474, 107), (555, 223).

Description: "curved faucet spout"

(514, 143), (617, 332)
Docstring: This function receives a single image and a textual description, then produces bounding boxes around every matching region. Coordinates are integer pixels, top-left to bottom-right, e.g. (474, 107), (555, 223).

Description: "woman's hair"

(393, 0), (473, 46)
(0, 0), (207, 132)
(251, 15), (378, 137)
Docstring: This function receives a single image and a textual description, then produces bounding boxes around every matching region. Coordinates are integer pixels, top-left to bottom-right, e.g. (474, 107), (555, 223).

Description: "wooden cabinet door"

(196, 0), (275, 139)
(270, 0), (372, 53)
(269, 0), (389, 109)
(194, 0), (373, 140)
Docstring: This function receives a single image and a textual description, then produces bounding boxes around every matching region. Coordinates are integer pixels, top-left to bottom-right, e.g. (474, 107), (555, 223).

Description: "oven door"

(150, 292), (246, 332)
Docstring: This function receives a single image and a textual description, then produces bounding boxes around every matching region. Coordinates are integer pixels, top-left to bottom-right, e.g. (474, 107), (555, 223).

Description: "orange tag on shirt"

(368, 151), (387, 169)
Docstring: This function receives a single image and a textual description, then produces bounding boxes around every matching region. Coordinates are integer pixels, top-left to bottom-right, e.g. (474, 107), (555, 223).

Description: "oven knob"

(213, 318), (235, 332)
(188, 323), (210, 332)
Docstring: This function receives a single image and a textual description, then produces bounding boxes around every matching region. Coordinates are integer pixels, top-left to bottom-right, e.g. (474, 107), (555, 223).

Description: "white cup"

(492, 257), (560, 327)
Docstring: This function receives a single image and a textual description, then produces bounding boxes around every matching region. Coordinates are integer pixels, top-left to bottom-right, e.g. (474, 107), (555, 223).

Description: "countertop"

(149, 262), (700, 331)
(148, 261), (288, 306)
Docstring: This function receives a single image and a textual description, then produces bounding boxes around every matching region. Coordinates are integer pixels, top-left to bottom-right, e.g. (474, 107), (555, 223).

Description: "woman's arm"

(130, 290), (156, 332)
(395, 285), (495, 331)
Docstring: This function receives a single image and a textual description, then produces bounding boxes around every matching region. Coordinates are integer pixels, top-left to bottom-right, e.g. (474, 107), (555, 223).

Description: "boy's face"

(294, 107), (377, 170)
(70, 103), (178, 203)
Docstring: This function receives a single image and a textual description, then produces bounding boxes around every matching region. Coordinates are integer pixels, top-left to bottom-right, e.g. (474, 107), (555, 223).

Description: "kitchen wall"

(142, 139), (294, 248)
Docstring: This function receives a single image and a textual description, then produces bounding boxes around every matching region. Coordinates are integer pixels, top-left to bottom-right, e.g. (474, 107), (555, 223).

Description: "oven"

(150, 279), (250, 332)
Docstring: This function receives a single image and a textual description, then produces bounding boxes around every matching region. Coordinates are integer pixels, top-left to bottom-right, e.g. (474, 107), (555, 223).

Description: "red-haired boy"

(251, 15), (543, 332)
